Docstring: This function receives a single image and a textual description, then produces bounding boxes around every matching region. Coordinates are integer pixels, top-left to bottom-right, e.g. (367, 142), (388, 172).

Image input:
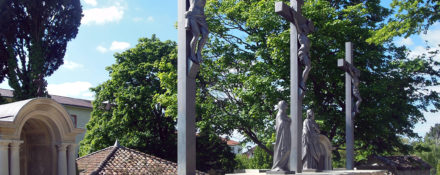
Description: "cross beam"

(275, 1), (308, 32)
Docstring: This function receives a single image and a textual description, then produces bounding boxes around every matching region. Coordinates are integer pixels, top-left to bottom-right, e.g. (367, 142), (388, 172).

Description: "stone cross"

(337, 42), (361, 170)
(177, 0), (208, 174)
(275, 0), (314, 173)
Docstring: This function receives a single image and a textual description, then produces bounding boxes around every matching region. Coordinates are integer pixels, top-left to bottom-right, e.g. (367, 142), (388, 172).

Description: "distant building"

(77, 141), (207, 175)
(0, 88), (92, 153)
(221, 137), (242, 154)
(357, 155), (432, 175)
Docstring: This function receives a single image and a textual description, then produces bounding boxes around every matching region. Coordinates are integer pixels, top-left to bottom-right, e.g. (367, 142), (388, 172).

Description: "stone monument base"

(226, 169), (387, 175)
(266, 170), (296, 174)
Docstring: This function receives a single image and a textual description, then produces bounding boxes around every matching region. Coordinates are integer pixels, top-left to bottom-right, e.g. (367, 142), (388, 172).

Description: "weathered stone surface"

(227, 169), (387, 175)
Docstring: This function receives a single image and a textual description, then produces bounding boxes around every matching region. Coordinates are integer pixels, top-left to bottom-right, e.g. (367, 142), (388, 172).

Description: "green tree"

(196, 131), (237, 173)
(413, 139), (440, 175)
(79, 35), (178, 161)
(169, 0), (440, 165)
(80, 35), (237, 172)
(234, 144), (273, 170)
(369, 0), (439, 44)
(0, 0), (82, 100)
(437, 162), (440, 175)
(426, 124), (440, 145)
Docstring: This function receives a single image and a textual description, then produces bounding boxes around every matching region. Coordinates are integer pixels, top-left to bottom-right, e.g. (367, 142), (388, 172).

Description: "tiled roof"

(220, 137), (240, 146)
(77, 143), (207, 175)
(0, 88), (92, 109)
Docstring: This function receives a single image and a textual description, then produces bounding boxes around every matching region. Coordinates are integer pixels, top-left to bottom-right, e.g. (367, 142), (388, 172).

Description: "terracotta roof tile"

(220, 137), (240, 146)
(77, 147), (114, 174)
(77, 145), (207, 175)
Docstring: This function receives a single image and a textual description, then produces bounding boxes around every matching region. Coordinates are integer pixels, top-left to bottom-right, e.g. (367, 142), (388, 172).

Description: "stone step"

(227, 169), (387, 175)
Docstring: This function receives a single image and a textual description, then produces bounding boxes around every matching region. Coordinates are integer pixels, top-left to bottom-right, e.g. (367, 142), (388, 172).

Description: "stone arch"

(0, 98), (84, 175)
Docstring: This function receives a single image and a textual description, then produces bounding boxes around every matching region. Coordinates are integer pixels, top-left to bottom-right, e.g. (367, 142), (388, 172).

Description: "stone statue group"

(271, 101), (333, 172)
(181, 0), (360, 174)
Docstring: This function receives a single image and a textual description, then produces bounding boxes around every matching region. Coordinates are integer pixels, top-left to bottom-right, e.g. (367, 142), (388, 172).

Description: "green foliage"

(0, 0), (83, 100)
(235, 154), (252, 170)
(80, 35), (236, 172)
(368, 0), (440, 44)
(437, 162), (440, 175)
(412, 139), (440, 175)
(426, 124), (440, 144)
(411, 125), (440, 175)
(188, 0), (440, 163)
(249, 145), (273, 169)
(196, 131), (237, 173)
(79, 35), (178, 161)
(234, 144), (273, 169)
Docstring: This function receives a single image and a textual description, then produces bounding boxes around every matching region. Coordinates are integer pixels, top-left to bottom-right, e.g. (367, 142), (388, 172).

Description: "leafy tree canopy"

(369, 0), (440, 44)
(80, 35), (237, 172)
(154, 0), (440, 164)
(0, 0), (82, 100)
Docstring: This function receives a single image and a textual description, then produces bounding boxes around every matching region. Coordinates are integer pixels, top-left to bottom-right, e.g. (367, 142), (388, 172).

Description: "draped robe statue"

(302, 109), (322, 169)
(271, 100), (291, 172)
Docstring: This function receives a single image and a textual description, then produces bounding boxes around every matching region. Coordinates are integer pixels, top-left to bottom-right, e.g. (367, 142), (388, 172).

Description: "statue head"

(276, 100), (287, 112)
(307, 109), (314, 119)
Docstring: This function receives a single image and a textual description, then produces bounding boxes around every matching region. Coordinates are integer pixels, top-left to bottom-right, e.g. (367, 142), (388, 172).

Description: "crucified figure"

(348, 65), (362, 115)
(185, 0), (209, 64)
(297, 20), (314, 90)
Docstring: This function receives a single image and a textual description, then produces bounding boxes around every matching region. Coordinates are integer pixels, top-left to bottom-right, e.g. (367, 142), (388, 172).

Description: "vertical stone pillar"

(67, 144), (77, 175)
(0, 140), (10, 175)
(57, 144), (68, 175)
(177, 0), (196, 174)
(10, 140), (23, 175)
(345, 42), (354, 170)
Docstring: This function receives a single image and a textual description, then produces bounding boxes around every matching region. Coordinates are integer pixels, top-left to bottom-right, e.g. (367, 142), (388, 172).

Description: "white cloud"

(421, 29), (440, 47)
(83, 0), (98, 6)
(147, 16), (155, 22)
(82, 6), (124, 25)
(62, 60), (84, 70)
(110, 41), (130, 51)
(96, 45), (108, 53)
(397, 37), (413, 46)
(47, 81), (94, 100)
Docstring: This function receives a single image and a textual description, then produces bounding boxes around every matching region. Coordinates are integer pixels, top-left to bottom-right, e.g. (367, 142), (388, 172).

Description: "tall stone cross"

(177, 0), (209, 174)
(337, 42), (362, 170)
(275, 0), (314, 173)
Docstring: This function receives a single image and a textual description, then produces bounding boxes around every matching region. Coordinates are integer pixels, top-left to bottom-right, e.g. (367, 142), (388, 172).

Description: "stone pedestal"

(227, 169), (387, 175)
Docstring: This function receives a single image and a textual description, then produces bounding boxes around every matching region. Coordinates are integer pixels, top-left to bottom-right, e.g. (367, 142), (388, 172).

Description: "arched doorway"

(20, 118), (56, 175)
(0, 98), (84, 175)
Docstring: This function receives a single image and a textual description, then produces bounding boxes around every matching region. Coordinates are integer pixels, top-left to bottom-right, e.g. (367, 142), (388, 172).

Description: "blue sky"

(0, 0), (439, 138)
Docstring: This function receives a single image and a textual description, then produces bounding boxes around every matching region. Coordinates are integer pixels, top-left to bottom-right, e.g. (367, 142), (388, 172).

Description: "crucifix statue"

(273, 0), (315, 173)
(337, 42), (362, 170)
(185, 0), (209, 64)
(177, 0), (209, 174)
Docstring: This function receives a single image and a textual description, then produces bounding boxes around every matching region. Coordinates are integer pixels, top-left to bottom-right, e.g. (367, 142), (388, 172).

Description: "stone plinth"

(227, 169), (387, 175)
